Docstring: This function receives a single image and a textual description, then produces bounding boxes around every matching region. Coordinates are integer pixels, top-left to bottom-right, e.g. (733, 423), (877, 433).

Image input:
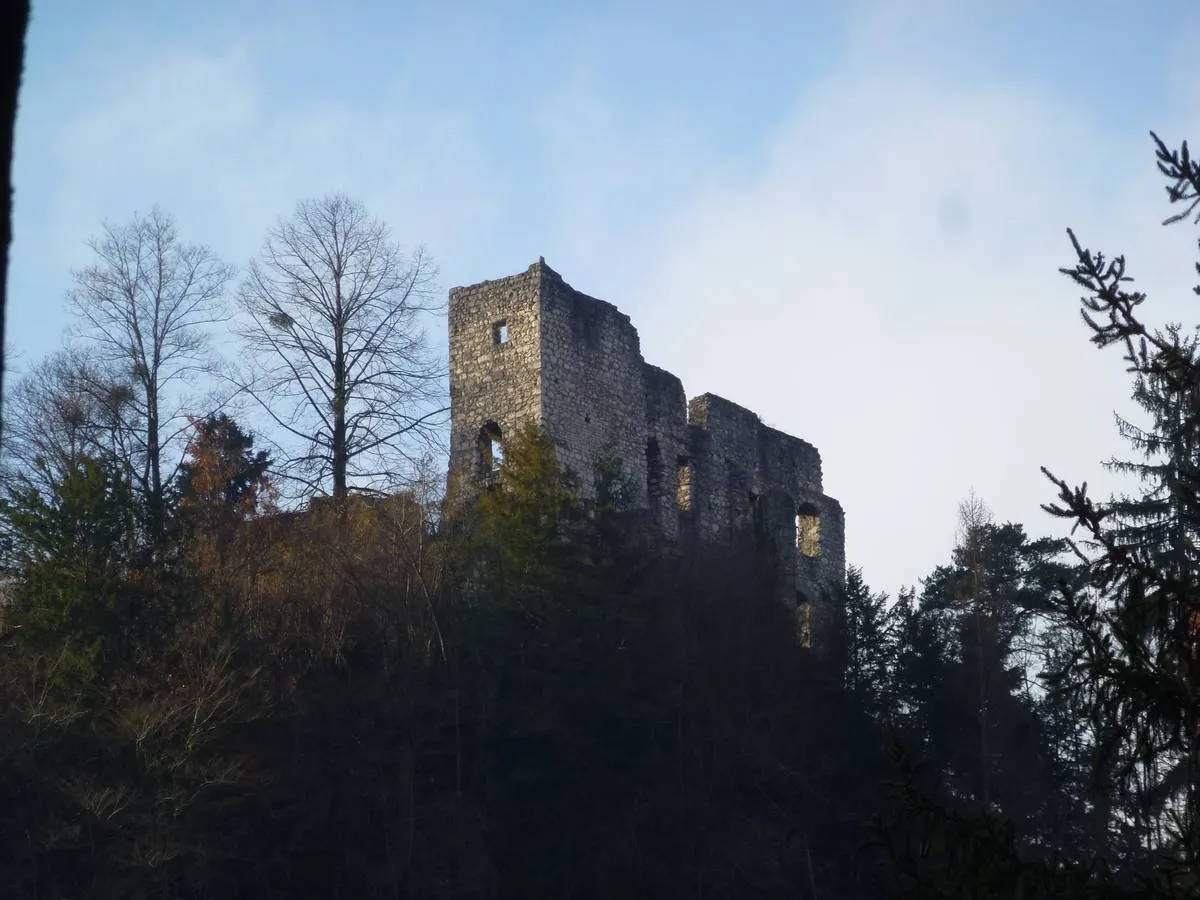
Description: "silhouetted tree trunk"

(0, 1), (31, 443)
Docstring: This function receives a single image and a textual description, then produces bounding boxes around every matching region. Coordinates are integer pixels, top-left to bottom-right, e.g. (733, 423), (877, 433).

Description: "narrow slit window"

(796, 504), (821, 558)
(646, 438), (662, 501)
(493, 320), (510, 345)
(795, 592), (812, 648)
(676, 456), (693, 512)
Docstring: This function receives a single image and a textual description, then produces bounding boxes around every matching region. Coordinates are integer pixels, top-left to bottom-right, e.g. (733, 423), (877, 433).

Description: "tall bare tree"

(66, 207), (234, 536)
(236, 194), (444, 500)
(955, 492), (997, 809)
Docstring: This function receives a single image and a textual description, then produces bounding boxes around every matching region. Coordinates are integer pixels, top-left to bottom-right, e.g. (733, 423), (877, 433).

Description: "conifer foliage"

(1040, 133), (1200, 887)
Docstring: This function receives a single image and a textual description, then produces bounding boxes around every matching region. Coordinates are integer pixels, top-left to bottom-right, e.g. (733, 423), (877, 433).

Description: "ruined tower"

(448, 259), (846, 643)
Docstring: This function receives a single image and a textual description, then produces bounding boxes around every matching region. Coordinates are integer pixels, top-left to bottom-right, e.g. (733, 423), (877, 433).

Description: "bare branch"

(234, 194), (447, 500)
(65, 207), (235, 534)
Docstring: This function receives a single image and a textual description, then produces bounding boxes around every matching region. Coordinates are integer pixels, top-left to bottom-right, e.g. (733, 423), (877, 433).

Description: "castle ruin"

(447, 258), (845, 642)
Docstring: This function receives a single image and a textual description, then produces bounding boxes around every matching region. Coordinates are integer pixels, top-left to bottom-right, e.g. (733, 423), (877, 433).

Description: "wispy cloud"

(13, 39), (505, 362)
(620, 42), (1200, 592)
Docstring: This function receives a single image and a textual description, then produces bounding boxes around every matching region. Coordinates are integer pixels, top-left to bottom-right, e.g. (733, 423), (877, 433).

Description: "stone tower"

(448, 259), (846, 644)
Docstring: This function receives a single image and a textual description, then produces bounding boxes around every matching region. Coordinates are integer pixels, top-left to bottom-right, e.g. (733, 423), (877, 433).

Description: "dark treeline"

(0, 135), (1198, 898)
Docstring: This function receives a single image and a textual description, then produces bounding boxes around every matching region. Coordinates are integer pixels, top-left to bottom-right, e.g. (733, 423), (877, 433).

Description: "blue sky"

(9, 0), (1200, 594)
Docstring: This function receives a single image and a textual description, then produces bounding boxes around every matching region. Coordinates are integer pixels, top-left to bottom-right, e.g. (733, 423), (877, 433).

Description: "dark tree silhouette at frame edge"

(868, 133), (1200, 900)
(0, 1), (31, 442)
(1041, 133), (1200, 887)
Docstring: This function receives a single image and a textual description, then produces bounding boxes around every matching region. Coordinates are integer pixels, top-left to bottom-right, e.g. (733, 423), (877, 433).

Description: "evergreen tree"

(1043, 133), (1200, 881)
(177, 413), (273, 527)
(877, 132), (1200, 899)
(837, 565), (895, 720)
(1107, 347), (1200, 578)
(887, 585), (951, 757)
(1087, 331), (1200, 852)
(462, 421), (594, 605)
(0, 455), (147, 675)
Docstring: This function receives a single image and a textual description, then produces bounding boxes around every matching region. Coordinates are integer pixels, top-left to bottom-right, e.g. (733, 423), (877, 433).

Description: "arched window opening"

(646, 438), (663, 501)
(796, 503), (821, 558)
(676, 456), (694, 512)
(795, 591), (813, 648)
(477, 421), (504, 479)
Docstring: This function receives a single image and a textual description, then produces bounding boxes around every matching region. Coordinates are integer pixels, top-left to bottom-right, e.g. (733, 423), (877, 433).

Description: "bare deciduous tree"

(1, 347), (137, 496)
(955, 491), (996, 809)
(236, 194), (445, 500)
(67, 207), (234, 535)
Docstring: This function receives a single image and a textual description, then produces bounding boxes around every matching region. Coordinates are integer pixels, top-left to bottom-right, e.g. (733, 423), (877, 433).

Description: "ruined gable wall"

(685, 394), (845, 611)
(686, 394), (769, 543)
(448, 265), (545, 491)
(757, 423), (845, 612)
(686, 394), (823, 540)
(537, 265), (648, 503)
(800, 494), (845, 601)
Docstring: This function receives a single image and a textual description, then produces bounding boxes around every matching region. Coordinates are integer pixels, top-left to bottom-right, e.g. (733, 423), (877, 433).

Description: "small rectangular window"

(493, 320), (509, 345)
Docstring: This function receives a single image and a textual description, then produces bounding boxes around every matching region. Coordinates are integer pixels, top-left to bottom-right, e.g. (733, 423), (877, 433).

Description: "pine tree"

(177, 413), (273, 527)
(837, 565), (895, 720)
(0, 455), (145, 675)
(1043, 134), (1200, 881)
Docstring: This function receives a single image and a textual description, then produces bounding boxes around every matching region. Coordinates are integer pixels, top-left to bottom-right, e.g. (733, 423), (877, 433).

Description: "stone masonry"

(447, 259), (846, 644)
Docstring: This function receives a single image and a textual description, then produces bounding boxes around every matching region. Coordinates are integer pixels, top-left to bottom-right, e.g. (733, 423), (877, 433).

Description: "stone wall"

(537, 265), (648, 504)
(448, 263), (544, 494)
(447, 259), (847, 643)
(680, 393), (846, 636)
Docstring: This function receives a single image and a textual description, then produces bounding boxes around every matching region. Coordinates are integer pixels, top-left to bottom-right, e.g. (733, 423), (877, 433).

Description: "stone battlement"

(448, 259), (845, 643)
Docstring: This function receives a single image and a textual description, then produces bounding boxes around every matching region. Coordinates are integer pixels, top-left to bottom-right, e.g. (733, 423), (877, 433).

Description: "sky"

(8, 0), (1200, 595)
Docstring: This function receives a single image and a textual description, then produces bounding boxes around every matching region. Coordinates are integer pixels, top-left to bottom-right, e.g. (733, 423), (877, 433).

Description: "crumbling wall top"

(643, 363), (686, 428)
(685, 392), (824, 496)
(687, 392), (761, 432)
(450, 259), (542, 300)
(537, 264), (637, 354)
(757, 424), (822, 494)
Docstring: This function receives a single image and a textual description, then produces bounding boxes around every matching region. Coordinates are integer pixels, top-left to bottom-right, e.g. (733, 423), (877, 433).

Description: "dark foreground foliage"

(0, 426), (898, 899)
